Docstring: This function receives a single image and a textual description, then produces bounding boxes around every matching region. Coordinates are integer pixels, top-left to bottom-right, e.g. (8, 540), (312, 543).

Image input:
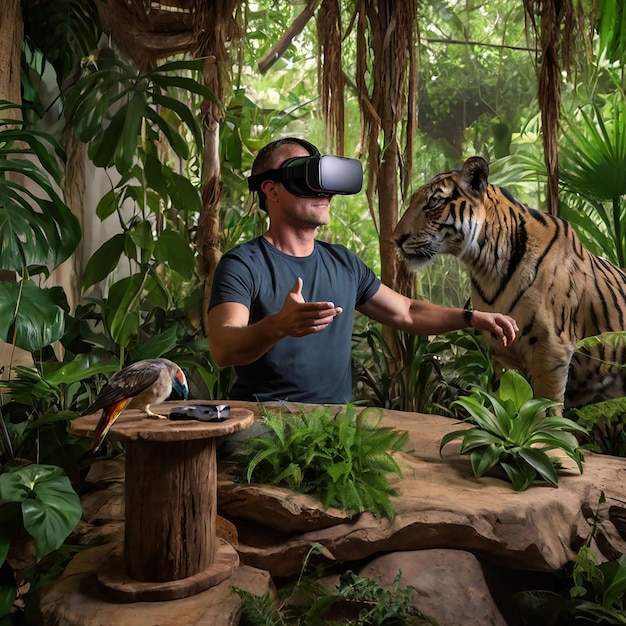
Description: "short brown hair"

(251, 137), (319, 211)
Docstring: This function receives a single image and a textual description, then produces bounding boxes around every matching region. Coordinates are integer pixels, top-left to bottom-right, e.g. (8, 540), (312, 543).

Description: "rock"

(218, 405), (626, 579)
(44, 403), (626, 625)
(355, 549), (508, 626)
(39, 542), (274, 626)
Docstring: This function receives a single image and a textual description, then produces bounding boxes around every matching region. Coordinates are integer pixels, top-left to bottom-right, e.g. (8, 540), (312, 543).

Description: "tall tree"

(0, 0), (23, 111)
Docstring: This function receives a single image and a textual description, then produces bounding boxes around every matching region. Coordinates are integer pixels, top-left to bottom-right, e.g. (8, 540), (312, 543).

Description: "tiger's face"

(394, 157), (488, 269)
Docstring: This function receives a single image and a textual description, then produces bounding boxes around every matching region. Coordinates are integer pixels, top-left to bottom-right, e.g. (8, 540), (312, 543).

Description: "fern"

(231, 589), (284, 626)
(567, 397), (626, 457)
(234, 404), (409, 518)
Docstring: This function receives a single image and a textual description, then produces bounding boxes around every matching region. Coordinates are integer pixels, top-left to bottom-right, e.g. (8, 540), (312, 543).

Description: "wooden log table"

(71, 401), (254, 603)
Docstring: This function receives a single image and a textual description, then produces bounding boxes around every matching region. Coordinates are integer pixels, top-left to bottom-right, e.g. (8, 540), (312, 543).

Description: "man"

(208, 137), (518, 404)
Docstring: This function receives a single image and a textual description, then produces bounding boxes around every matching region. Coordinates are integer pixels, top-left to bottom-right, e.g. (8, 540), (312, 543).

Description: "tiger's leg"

(526, 344), (573, 410)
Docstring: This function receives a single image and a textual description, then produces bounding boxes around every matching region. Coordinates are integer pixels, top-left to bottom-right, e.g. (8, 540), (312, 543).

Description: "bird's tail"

(91, 399), (131, 452)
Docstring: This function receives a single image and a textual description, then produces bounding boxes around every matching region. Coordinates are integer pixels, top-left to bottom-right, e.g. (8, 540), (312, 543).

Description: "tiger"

(393, 155), (626, 410)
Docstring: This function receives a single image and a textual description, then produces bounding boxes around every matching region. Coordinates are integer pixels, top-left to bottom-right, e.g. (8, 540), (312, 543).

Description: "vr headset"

(247, 139), (363, 208)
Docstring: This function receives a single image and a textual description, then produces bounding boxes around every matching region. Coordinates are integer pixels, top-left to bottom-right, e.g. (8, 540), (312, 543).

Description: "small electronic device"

(168, 404), (231, 422)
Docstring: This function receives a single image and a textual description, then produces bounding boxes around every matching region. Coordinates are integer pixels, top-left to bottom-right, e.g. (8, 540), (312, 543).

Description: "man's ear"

(261, 179), (280, 204)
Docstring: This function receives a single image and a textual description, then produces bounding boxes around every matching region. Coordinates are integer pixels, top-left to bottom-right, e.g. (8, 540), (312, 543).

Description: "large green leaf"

(0, 121), (80, 270)
(497, 370), (533, 408)
(599, 555), (626, 608)
(470, 443), (503, 477)
(129, 325), (180, 362)
(70, 56), (213, 174)
(105, 273), (147, 347)
(154, 230), (196, 279)
(81, 233), (126, 289)
(0, 584), (16, 618)
(597, 0), (626, 62)
(500, 458), (537, 492)
(561, 99), (626, 202)
(0, 464), (81, 560)
(453, 395), (506, 435)
(518, 448), (559, 488)
(43, 354), (120, 386)
(0, 281), (66, 352)
(459, 428), (503, 453)
(22, 0), (102, 82)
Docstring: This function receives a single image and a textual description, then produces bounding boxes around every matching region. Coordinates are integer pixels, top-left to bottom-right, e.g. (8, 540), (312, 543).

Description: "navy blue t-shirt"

(209, 237), (381, 403)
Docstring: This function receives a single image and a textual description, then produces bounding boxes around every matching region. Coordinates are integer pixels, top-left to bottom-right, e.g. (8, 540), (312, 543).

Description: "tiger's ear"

(460, 156), (489, 197)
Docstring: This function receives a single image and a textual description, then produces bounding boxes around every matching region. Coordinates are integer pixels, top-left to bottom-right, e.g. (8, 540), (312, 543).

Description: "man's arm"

(357, 284), (518, 347)
(208, 278), (344, 367)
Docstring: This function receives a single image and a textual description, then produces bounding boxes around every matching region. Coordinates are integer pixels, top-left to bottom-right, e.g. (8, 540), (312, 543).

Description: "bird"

(83, 358), (189, 452)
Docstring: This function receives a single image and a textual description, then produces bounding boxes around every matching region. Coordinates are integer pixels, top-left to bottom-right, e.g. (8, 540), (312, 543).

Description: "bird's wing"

(82, 360), (164, 415)
(90, 398), (132, 452)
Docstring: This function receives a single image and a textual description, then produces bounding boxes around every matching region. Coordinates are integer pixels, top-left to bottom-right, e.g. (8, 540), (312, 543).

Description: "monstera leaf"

(0, 464), (82, 561)
(0, 104), (81, 271)
(0, 281), (67, 352)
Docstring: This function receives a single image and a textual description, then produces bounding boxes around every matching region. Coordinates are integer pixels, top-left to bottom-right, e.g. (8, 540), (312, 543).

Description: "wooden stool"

(71, 401), (254, 602)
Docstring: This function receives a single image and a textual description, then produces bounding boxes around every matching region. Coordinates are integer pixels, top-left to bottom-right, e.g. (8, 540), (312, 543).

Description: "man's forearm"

(209, 312), (285, 367)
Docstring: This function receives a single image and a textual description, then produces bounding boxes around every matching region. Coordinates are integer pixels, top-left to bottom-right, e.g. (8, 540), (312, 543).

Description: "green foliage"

(63, 54), (211, 353)
(570, 550), (626, 624)
(233, 544), (439, 625)
(234, 405), (408, 518)
(352, 323), (492, 417)
(0, 464), (82, 622)
(515, 495), (626, 625)
(440, 370), (587, 491)
(563, 332), (626, 457)
(567, 398), (626, 457)
(0, 103), (79, 272)
(558, 92), (626, 266)
(22, 0), (102, 86)
(0, 102), (80, 354)
(0, 358), (118, 469)
(0, 464), (81, 561)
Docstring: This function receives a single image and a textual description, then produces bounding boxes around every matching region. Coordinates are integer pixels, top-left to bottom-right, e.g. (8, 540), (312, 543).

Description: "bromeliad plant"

(440, 370), (587, 491)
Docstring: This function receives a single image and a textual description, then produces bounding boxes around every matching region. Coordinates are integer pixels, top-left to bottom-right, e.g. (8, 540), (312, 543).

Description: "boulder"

(218, 404), (626, 581)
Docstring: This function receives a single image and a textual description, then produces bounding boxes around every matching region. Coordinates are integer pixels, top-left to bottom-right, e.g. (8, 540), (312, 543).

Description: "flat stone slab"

(218, 404), (626, 578)
(40, 542), (273, 626)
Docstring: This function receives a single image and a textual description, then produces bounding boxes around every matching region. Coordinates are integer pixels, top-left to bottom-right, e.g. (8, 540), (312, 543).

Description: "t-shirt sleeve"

(351, 250), (381, 305)
(209, 252), (256, 311)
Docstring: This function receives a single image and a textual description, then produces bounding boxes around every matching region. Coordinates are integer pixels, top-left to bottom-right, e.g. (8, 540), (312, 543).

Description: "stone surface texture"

(219, 404), (626, 581)
(40, 403), (626, 625)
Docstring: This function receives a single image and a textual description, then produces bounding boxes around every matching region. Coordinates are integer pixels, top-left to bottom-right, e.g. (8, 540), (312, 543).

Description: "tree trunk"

(197, 56), (223, 335)
(0, 0), (23, 110)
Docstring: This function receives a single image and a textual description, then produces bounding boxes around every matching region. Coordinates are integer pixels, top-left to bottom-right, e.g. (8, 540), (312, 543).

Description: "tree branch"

(257, 0), (320, 73)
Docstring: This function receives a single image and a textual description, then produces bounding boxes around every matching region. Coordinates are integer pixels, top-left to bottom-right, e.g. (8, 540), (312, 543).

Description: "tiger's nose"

(394, 232), (409, 248)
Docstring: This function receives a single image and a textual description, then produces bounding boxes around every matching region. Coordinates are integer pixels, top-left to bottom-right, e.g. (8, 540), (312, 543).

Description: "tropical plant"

(564, 332), (626, 458)
(232, 543), (439, 626)
(567, 398), (626, 458)
(514, 493), (626, 625)
(351, 322), (493, 417)
(440, 370), (587, 491)
(0, 463), (82, 621)
(0, 103), (80, 357)
(65, 54), (210, 357)
(569, 548), (626, 624)
(558, 91), (626, 267)
(233, 404), (409, 518)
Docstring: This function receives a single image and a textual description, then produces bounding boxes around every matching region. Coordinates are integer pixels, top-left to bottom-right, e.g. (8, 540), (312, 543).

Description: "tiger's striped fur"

(393, 156), (626, 408)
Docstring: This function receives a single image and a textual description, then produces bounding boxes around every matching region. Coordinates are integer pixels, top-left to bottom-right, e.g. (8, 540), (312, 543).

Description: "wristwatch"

(463, 308), (473, 328)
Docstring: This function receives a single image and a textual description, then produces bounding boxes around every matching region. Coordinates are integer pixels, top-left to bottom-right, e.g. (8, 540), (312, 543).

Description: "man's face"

(263, 144), (334, 228)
